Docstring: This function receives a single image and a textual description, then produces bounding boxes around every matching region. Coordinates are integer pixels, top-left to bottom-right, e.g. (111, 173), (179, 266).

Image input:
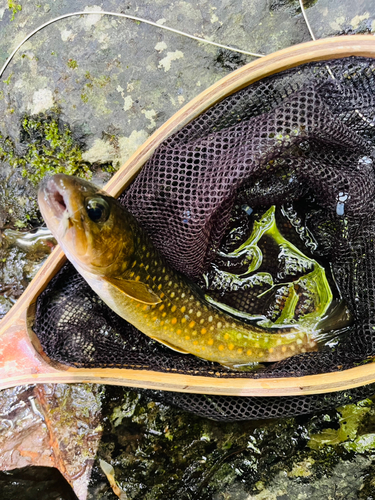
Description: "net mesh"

(34, 56), (375, 420)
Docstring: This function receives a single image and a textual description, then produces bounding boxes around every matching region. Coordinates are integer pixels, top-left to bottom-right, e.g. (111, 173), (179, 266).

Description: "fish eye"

(86, 197), (110, 223)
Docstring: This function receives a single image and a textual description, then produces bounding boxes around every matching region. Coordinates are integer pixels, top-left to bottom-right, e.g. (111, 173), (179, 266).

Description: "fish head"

(38, 174), (135, 275)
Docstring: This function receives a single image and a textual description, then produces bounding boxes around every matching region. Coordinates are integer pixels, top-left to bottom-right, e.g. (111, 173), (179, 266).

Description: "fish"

(38, 174), (340, 369)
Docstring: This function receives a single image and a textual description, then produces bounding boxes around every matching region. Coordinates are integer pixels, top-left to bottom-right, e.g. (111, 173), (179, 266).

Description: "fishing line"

(0, 5), (341, 80)
(0, 10), (265, 79)
(298, 0), (316, 41)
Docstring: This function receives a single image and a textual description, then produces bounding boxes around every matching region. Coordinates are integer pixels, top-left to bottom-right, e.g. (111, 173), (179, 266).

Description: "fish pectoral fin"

(103, 277), (162, 305)
(151, 337), (190, 354)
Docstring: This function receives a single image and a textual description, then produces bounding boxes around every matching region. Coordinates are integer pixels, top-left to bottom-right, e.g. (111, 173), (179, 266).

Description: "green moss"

(344, 433), (375, 453)
(287, 458), (315, 478)
(101, 162), (117, 175)
(8, 1), (22, 21)
(308, 399), (374, 451)
(67, 59), (78, 69)
(0, 113), (93, 184)
(78, 74), (112, 114)
(14, 219), (27, 228)
(95, 75), (111, 88)
(3, 73), (12, 85)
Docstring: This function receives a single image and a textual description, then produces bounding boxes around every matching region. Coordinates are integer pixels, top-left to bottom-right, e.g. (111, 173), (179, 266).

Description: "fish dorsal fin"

(150, 337), (189, 354)
(104, 277), (162, 305)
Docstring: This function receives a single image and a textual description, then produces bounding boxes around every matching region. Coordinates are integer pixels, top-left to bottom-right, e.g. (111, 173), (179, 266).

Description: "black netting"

(34, 56), (375, 420)
(144, 384), (375, 422)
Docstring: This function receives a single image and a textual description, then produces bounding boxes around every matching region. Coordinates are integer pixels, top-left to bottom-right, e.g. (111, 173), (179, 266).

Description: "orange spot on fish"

(181, 306), (186, 313)
(171, 318), (177, 325)
(189, 321), (195, 328)
(201, 328), (207, 334)
(159, 304), (165, 311)
(207, 339), (214, 346)
(171, 305), (177, 312)
(247, 349), (252, 355)
(185, 335), (190, 340)
(193, 340), (198, 345)
(177, 329), (182, 334)
(218, 345), (224, 351)
(281, 346), (287, 353)
(237, 348), (243, 354)
(228, 343), (234, 350)
(181, 318), (187, 323)
(160, 292), (165, 298)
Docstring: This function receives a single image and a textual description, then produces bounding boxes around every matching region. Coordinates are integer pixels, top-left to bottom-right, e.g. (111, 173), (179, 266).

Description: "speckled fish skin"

(38, 174), (318, 367)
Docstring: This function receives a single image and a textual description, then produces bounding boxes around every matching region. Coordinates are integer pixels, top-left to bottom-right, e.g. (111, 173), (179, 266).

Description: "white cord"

(298, 0), (316, 41)
(0, 10), (265, 78)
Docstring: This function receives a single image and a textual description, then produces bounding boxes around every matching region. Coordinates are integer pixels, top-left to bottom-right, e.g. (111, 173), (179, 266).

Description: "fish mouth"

(49, 186), (67, 217)
(38, 174), (89, 257)
(41, 175), (73, 220)
(38, 174), (81, 242)
(39, 175), (69, 220)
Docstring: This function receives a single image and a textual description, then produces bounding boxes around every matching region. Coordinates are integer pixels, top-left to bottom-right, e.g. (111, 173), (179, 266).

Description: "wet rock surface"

(88, 388), (375, 499)
(0, 384), (102, 499)
(1, 1), (375, 499)
(0, 465), (79, 500)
